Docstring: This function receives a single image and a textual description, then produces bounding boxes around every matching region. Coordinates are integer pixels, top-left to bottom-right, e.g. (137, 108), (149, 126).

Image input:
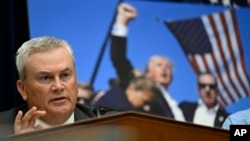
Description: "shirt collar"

(35, 112), (75, 128)
(198, 99), (219, 112)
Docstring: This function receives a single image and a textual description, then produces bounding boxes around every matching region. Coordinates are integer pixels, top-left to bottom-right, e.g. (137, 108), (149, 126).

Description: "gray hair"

(145, 55), (174, 72)
(16, 36), (75, 80)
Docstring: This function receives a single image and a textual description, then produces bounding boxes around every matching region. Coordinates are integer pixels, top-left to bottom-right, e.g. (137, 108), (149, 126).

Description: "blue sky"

(28, 0), (249, 114)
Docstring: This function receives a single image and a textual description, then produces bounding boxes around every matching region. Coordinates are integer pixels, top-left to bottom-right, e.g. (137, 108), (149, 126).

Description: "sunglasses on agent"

(198, 83), (217, 89)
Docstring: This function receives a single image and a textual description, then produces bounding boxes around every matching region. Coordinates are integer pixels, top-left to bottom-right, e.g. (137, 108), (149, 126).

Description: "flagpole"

(90, 0), (123, 86)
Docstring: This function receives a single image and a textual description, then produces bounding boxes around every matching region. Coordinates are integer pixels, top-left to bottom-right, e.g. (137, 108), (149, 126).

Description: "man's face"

(17, 47), (78, 124)
(198, 74), (218, 108)
(146, 57), (172, 88)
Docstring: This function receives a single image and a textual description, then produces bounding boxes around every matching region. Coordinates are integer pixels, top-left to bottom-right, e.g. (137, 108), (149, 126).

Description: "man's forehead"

(199, 74), (216, 82)
(148, 57), (171, 66)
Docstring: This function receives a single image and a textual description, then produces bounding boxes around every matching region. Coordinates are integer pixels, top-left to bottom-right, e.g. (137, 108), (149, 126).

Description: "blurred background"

(28, 0), (250, 114)
(0, 0), (249, 114)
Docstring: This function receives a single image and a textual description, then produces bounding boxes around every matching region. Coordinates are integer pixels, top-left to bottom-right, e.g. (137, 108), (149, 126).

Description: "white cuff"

(111, 24), (128, 37)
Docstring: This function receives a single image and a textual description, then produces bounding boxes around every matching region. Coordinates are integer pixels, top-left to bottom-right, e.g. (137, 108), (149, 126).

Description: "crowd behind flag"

(165, 8), (250, 107)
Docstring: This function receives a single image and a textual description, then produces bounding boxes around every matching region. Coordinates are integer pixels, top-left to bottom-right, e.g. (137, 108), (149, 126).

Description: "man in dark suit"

(94, 75), (165, 116)
(109, 3), (185, 121)
(0, 36), (114, 136)
(179, 72), (229, 127)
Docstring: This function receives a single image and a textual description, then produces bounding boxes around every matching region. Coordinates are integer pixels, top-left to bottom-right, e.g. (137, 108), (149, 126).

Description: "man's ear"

(16, 80), (27, 101)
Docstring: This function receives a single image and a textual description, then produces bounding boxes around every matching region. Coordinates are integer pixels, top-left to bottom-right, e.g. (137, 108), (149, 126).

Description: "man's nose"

(204, 85), (211, 91)
(52, 77), (64, 91)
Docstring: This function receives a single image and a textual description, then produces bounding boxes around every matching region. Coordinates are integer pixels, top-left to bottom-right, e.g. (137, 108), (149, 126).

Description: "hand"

(14, 106), (46, 134)
(116, 3), (137, 26)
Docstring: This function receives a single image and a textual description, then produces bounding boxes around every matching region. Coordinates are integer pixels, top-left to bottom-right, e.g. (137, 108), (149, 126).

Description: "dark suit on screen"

(179, 101), (229, 127)
(94, 87), (136, 111)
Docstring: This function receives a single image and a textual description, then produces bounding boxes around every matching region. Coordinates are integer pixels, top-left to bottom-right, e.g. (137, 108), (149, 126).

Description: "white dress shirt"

(193, 99), (219, 127)
(35, 112), (74, 128)
(157, 84), (185, 121)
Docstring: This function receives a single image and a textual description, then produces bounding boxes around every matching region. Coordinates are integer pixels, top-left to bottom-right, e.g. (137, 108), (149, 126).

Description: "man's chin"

(204, 100), (215, 105)
(159, 80), (169, 86)
(50, 106), (73, 116)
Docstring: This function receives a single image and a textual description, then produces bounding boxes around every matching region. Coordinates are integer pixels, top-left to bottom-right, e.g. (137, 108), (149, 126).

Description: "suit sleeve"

(110, 35), (135, 89)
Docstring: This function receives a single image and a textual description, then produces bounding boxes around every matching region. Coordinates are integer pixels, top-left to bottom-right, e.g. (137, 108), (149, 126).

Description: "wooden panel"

(6, 111), (229, 141)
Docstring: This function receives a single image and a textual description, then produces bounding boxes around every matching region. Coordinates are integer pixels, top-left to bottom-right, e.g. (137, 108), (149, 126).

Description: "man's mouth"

(161, 73), (167, 78)
(205, 92), (212, 98)
(50, 96), (68, 104)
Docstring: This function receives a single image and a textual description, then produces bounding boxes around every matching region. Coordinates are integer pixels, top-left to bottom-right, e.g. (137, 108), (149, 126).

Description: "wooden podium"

(7, 111), (229, 141)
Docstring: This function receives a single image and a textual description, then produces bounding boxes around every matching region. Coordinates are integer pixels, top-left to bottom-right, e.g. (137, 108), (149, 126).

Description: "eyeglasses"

(198, 83), (217, 89)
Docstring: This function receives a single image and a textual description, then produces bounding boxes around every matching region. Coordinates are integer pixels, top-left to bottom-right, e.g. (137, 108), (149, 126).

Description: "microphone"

(93, 105), (115, 117)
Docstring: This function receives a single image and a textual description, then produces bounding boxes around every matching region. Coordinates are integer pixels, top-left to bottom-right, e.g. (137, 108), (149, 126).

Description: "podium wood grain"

(7, 111), (229, 141)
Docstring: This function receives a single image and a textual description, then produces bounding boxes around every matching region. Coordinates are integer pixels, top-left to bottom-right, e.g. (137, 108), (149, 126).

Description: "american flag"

(165, 9), (250, 106)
